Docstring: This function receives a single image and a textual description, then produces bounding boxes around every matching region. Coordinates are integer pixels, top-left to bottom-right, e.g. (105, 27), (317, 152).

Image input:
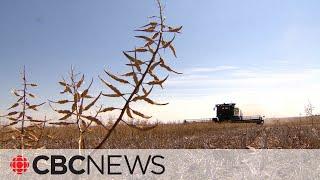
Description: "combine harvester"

(184, 103), (264, 124)
(212, 103), (264, 124)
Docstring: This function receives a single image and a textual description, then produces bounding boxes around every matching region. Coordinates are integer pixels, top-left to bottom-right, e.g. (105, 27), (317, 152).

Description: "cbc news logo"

(7, 154), (165, 176)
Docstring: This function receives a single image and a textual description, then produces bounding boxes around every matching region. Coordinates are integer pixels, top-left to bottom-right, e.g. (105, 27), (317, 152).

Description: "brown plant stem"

(21, 66), (27, 149)
(95, 1), (164, 149)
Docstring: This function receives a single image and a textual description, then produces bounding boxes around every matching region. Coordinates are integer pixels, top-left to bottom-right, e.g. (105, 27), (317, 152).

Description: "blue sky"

(0, 0), (320, 121)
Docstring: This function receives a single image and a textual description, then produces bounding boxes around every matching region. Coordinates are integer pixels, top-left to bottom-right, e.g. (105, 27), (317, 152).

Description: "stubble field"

(1, 116), (320, 149)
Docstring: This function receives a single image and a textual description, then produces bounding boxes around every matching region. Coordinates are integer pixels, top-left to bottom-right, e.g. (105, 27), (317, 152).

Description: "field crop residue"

(1, 116), (320, 149)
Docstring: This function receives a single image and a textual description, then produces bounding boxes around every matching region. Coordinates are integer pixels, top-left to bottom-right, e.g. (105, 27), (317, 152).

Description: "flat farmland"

(1, 116), (320, 149)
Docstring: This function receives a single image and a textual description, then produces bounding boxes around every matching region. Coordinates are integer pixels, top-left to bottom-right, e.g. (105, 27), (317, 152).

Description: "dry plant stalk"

(1, 66), (46, 149)
(305, 101), (315, 125)
(49, 67), (104, 149)
(96, 0), (182, 149)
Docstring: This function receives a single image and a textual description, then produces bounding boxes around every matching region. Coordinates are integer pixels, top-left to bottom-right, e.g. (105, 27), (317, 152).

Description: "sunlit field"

(1, 116), (320, 149)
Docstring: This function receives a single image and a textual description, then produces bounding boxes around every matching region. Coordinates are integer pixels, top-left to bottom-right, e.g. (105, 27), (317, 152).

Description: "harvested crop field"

(1, 116), (320, 149)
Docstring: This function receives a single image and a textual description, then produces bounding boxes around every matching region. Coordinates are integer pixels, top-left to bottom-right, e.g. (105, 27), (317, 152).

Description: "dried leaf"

(146, 75), (169, 88)
(28, 120), (46, 123)
(4, 121), (19, 127)
(126, 107), (133, 118)
(82, 116), (104, 126)
(130, 48), (148, 52)
(168, 26), (183, 33)
(59, 113), (72, 120)
(57, 110), (72, 114)
(59, 81), (67, 86)
(149, 61), (161, 72)
(136, 26), (156, 32)
(84, 93), (101, 111)
(61, 86), (72, 94)
(7, 111), (19, 116)
(7, 117), (18, 121)
(8, 103), (19, 110)
(13, 91), (21, 97)
(74, 93), (80, 102)
(28, 102), (45, 111)
(142, 86), (153, 97)
(169, 44), (177, 57)
(142, 87), (148, 94)
(148, 70), (159, 81)
(28, 106), (38, 111)
(160, 58), (182, 74)
(81, 89), (89, 98)
(135, 36), (154, 43)
(105, 70), (129, 84)
(84, 95), (93, 98)
(131, 109), (152, 119)
(77, 75), (84, 88)
(134, 96), (168, 106)
(17, 97), (23, 102)
(16, 112), (24, 119)
(122, 72), (135, 77)
(162, 35), (175, 48)
(152, 32), (159, 39)
(99, 107), (120, 113)
(99, 77), (122, 96)
(144, 41), (154, 47)
(132, 86), (153, 101)
(54, 100), (72, 104)
(28, 93), (36, 98)
(139, 22), (157, 28)
(123, 52), (143, 72)
(102, 93), (123, 97)
(72, 103), (77, 112)
(147, 45), (155, 54)
(123, 52), (144, 65)
(30, 83), (38, 87)
(125, 63), (142, 72)
(132, 73), (139, 85)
